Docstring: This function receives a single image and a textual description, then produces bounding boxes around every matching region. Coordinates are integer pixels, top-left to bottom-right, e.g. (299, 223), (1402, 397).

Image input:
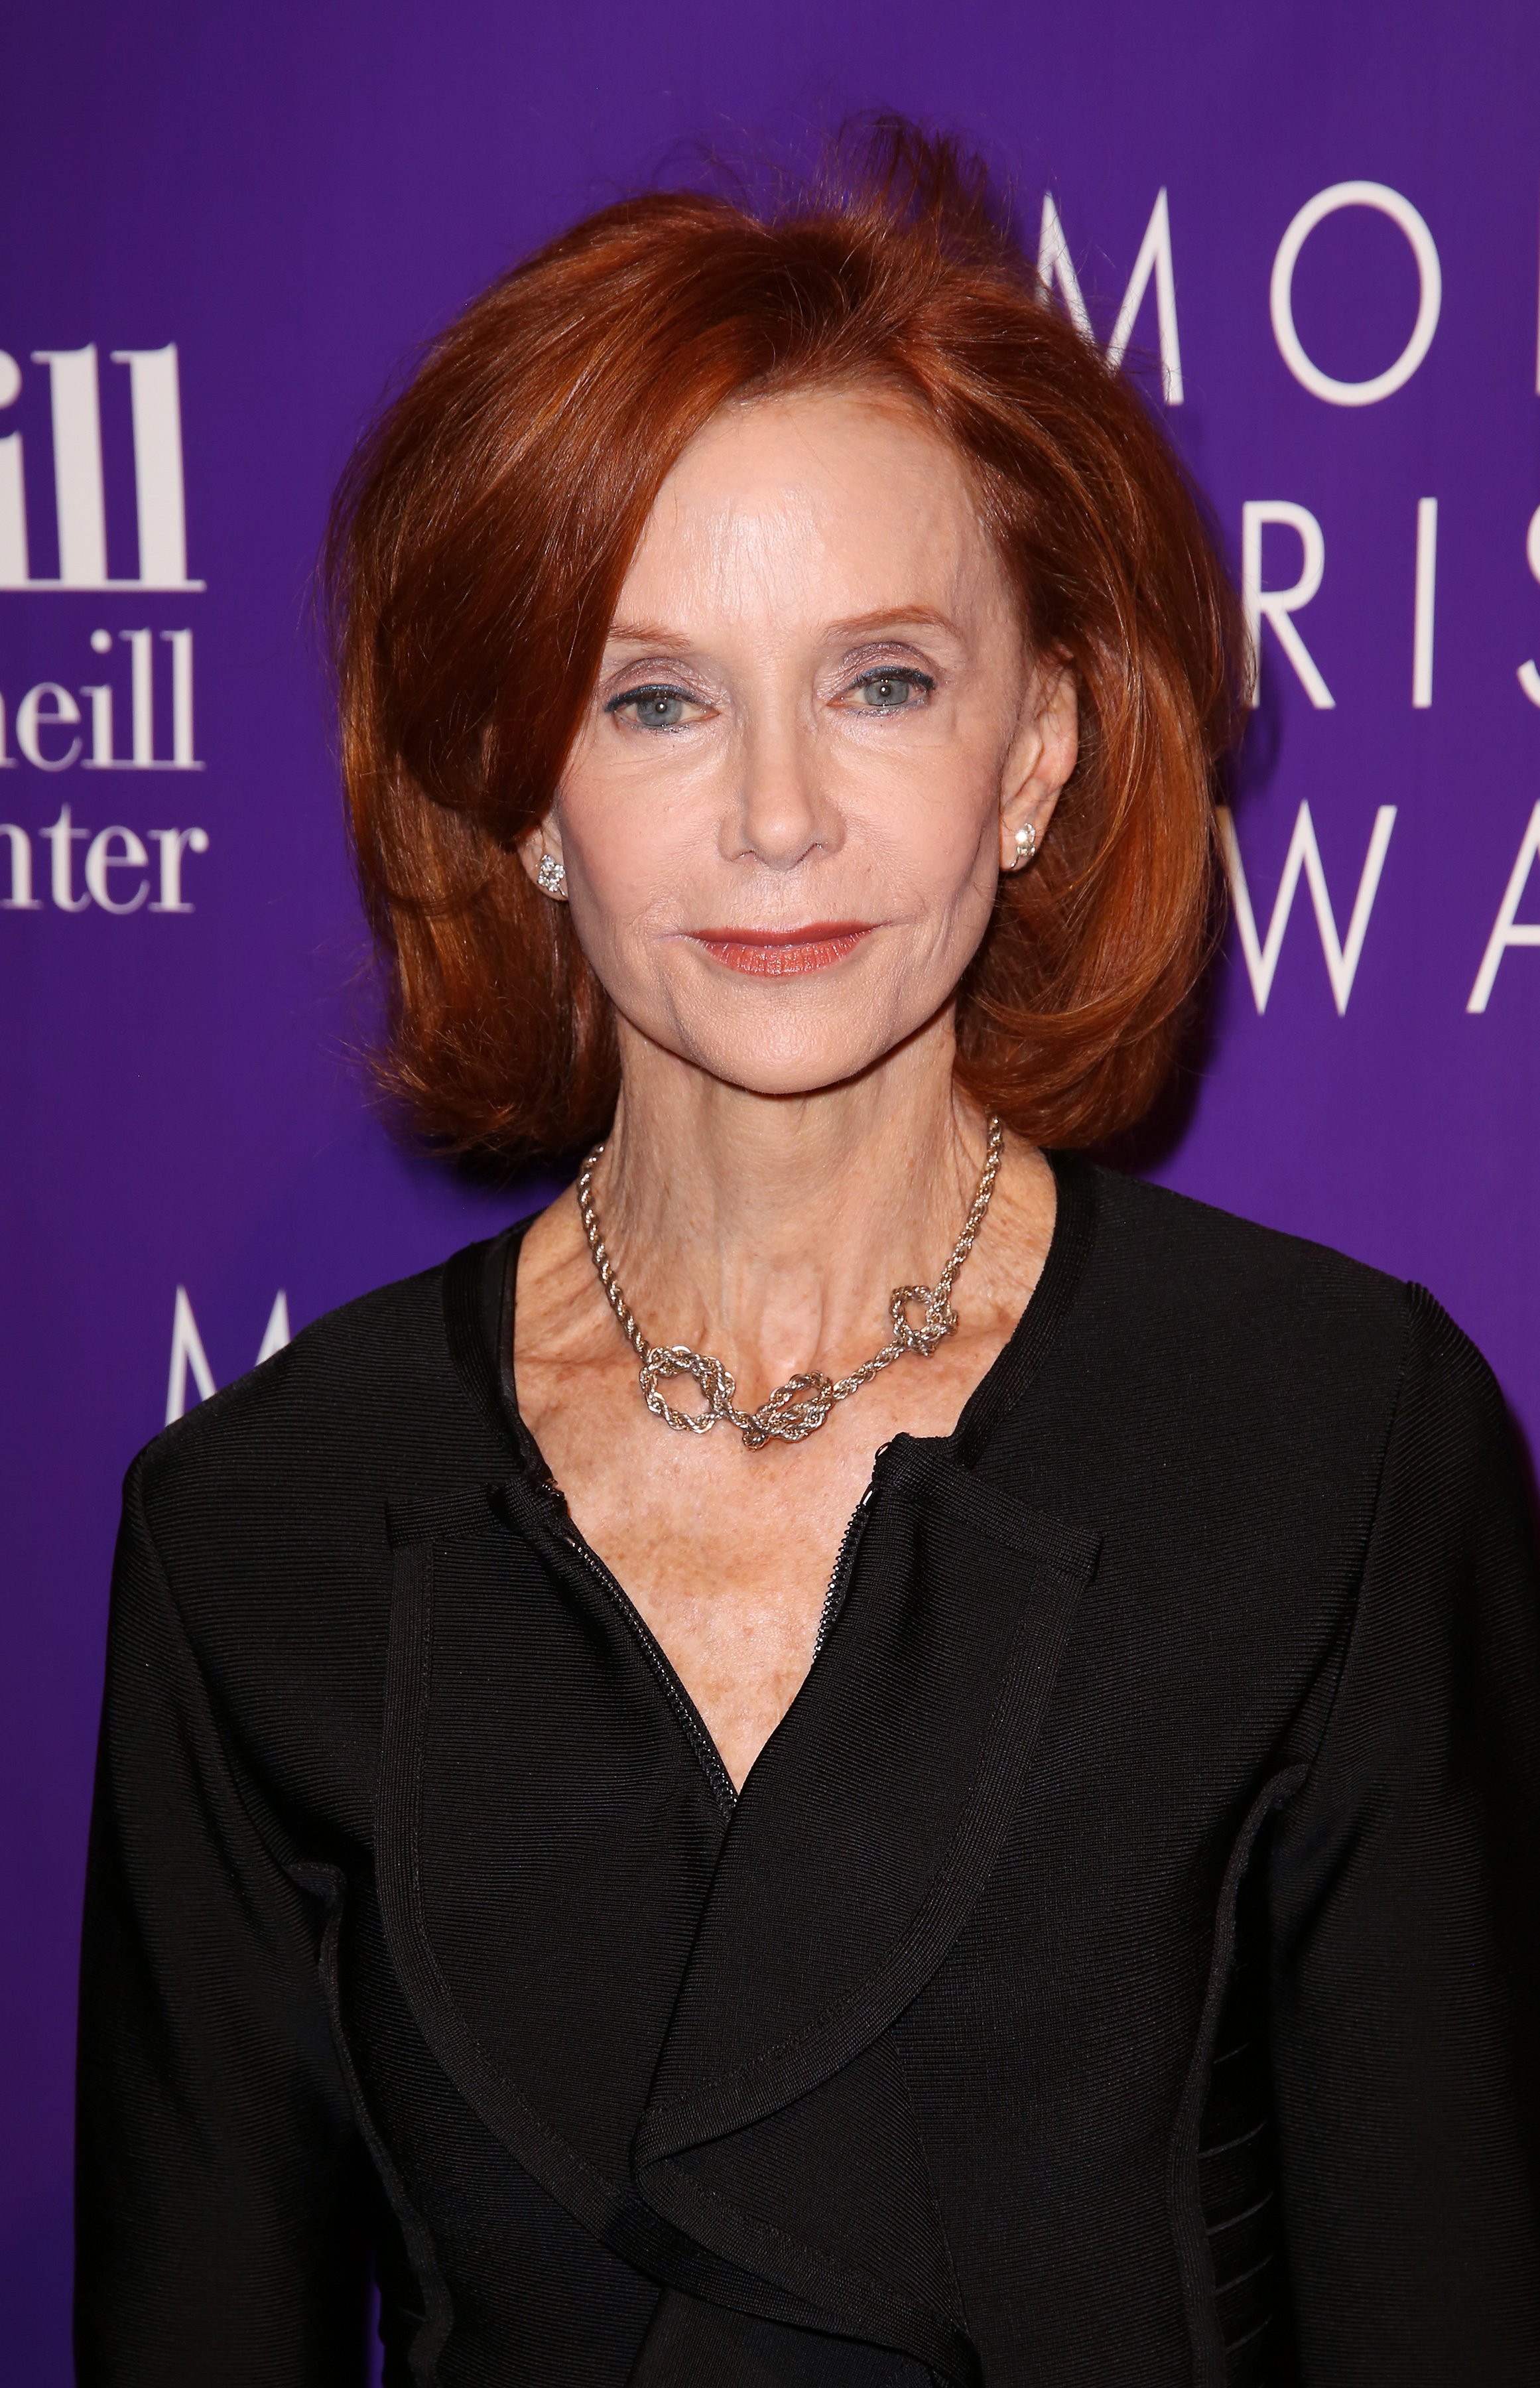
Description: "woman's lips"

(690, 922), (873, 976)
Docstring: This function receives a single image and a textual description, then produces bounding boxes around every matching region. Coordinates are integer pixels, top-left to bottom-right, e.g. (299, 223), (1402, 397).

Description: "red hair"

(326, 122), (1244, 1160)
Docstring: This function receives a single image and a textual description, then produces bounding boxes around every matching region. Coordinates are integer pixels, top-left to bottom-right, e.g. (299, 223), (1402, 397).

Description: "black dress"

(75, 1158), (1540, 2387)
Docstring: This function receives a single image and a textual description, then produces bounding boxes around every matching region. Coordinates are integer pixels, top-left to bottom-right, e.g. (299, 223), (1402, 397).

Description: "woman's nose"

(721, 713), (843, 870)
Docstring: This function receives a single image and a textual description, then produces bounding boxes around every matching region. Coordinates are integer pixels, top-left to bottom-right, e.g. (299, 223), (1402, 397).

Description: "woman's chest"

(516, 1341), (1007, 1786)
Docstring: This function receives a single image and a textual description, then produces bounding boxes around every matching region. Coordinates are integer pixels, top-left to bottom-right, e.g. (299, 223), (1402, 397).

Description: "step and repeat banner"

(4, 3), (1538, 2375)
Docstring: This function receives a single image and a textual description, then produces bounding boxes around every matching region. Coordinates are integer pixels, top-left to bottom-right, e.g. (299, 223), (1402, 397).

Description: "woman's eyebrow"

(830, 606), (962, 642)
(604, 610), (963, 650)
(605, 621), (695, 651)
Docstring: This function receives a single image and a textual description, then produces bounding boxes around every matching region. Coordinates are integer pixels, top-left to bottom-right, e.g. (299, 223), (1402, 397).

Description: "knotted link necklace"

(576, 1116), (1003, 1449)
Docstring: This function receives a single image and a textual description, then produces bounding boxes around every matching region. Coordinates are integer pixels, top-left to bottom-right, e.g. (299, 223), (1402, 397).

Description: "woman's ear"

(516, 813), (566, 893)
(998, 655), (1078, 870)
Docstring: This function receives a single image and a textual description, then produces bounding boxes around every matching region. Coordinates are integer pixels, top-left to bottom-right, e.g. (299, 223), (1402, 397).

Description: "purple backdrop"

(5, 4), (1539, 2376)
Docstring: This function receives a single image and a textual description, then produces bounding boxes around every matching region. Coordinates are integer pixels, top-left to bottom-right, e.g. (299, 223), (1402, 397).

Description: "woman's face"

(527, 384), (1077, 1100)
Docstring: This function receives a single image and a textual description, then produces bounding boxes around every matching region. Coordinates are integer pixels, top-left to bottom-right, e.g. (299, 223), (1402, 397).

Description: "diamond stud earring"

(536, 852), (568, 901)
(1010, 822), (1037, 871)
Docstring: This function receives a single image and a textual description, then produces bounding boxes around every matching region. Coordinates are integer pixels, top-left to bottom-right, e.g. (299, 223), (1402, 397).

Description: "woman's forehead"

(615, 386), (997, 630)
(656, 383), (970, 513)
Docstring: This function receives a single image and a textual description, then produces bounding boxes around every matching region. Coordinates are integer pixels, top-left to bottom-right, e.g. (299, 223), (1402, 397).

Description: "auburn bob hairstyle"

(328, 122), (1244, 1161)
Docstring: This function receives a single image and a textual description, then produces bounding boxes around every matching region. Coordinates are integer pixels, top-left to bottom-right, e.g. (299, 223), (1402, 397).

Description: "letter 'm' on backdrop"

(3, 5), (1539, 2373)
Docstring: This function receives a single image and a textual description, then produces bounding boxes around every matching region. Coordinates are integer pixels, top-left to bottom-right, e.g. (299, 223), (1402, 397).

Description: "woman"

(76, 128), (1539, 2387)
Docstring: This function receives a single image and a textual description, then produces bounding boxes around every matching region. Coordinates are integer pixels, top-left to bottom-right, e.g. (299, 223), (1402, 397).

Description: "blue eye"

(606, 684), (696, 729)
(851, 668), (934, 710)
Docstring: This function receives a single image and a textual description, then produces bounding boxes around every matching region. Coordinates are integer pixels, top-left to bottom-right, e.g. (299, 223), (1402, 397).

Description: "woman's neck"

(591, 1012), (994, 1398)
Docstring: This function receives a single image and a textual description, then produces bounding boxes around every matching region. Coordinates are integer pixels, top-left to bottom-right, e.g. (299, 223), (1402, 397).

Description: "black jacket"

(75, 1159), (1540, 2387)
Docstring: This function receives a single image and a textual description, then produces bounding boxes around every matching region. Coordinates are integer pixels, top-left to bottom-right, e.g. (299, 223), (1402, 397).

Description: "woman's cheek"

(855, 774), (999, 913)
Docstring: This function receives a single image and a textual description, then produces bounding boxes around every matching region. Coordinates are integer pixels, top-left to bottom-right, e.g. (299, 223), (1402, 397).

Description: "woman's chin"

(661, 1020), (928, 1101)
(615, 969), (950, 1098)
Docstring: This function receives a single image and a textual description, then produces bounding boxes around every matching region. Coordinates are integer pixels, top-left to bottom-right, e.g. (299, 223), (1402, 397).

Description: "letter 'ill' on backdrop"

(2, 5), (1538, 2375)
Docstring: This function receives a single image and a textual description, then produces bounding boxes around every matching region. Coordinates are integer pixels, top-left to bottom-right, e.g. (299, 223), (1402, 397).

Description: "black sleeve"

(75, 1455), (371, 2387)
(1268, 1286), (1540, 2383)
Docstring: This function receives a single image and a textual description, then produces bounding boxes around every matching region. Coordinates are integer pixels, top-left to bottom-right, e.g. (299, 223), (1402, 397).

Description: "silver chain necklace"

(575, 1116), (1003, 1449)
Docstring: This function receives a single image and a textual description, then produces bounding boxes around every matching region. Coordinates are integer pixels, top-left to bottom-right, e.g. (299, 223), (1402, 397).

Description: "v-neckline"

(445, 1148), (1096, 1803)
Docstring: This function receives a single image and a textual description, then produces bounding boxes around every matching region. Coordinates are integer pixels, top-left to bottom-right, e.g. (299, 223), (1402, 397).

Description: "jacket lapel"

(374, 1347), (1098, 2381)
(375, 1475), (732, 2242)
(629, 1438), (1099, 2380)
(639, 1438), (1098, 2139)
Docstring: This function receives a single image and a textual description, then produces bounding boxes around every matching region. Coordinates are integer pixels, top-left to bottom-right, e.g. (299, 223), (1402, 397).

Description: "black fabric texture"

(74, 1160), (1540, 2385)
